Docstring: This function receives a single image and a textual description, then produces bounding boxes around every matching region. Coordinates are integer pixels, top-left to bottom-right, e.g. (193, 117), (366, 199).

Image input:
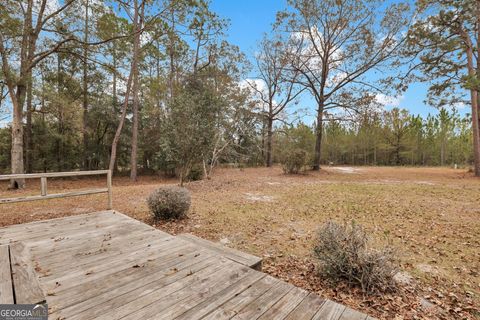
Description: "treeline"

(273, 108), (473, 167)
(0, 106), (472, 175)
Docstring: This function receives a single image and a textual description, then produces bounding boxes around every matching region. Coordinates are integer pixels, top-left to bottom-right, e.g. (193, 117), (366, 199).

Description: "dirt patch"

(244, 193), (275, 202)
(329, 166), (363, 174)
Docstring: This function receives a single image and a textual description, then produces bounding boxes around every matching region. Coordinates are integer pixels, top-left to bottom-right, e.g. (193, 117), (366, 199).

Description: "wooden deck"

(0, 210), (371, 320)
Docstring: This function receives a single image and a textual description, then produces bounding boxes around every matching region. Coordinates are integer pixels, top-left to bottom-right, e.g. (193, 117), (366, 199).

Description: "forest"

(1, 0), (479, 185)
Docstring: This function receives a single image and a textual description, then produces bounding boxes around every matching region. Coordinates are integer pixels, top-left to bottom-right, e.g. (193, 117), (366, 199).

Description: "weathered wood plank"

(9, 242), (45, 304)
(258, 286), (309, 320)
(89, 258), (236, 320)
(40, 236), (178, 286)
(0, 188), (108, 204)
(202, 276), (280, 320)
(0, 213), (139, 249)
(178, 233), (262, 270)
(40, 238), (190, 291)
(313, 299), (346, 320)
(339, 307), (369, 320)
(0, 210), (111, 230)
(30, 226), (160, 267)
(0, 211), (114, 240)
(284, 292), (326, 320)
(175, 272), (267, 320)
(0, 170), (109, 180)
(0, 215), (124, 250)
(40, 177), (47, 196)
(148, 264), (256, 319)
(230, 279), (293, 319)
(49, 248), (213, 317)
(0, 245), (13, 304)
(0, 170), (112, 209)
(107, 170), (113, 209)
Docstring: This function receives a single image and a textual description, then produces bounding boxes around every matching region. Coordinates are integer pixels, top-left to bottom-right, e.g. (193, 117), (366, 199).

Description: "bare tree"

(277, 0), (411, 170)
(249, 35), (304, 167)
(109, 0), (144, 174)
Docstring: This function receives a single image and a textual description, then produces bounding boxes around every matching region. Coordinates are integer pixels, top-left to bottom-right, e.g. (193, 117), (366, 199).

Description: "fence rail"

(0, 170), (112, 209)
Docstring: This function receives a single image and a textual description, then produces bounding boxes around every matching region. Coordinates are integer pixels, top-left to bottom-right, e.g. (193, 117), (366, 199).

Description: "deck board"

(9, 242), (46, 304)
(0, 210), (372, 320)
(178, 233), (262, 270)
(0, 245), (13, 304)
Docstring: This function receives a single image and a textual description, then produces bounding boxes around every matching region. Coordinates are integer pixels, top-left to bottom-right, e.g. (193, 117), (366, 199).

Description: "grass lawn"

(1, 166), (479, 319)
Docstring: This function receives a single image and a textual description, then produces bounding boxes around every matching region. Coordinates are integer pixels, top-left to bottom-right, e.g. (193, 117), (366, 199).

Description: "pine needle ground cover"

(0, 166), (478, 319)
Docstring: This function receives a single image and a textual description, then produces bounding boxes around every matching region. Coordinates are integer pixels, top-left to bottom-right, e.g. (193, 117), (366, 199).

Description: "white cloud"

(452, 101), (468, 110)
(36, 0), (60, 16)
(239, 78), (280, 111)
(289, 28), (347, 88)
(375, 93), (403, 108)
(140, 30), (153, 47)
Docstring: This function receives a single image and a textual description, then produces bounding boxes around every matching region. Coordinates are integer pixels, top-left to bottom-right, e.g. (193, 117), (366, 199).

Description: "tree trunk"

(313, 102), (324, 170)
(473, 1), (480, 176)
(109, 65), (134, 173)
(465, 23), (480, 176)
(440, 140), (446, 166)
(112, 48), (117, 108)
(130, 0), (144, 182)
(8, 0), (34, 188)
(265, 116), (273, 167)
(472, 91), (480, 176)
(82, 0), (90, 170)
(10, 84), (26, 188)
(109, 0), (139, 173)
(168, 3), (176, 101)
(25, 72), (33, 173)
(130, 67), (139, 181)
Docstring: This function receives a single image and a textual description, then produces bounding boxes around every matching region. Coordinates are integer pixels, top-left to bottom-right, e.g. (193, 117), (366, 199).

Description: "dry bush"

(281, 149), (308, 174)
(313, 221), (398, 294)
(147, 186), (191, 220)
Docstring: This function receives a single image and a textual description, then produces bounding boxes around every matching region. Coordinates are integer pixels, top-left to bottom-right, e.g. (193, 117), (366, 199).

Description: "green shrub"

(313, 221), (398, 293)
(186, 164), (204, 181)
(147, 186), (191, 220)
(281, 148), (308, 174)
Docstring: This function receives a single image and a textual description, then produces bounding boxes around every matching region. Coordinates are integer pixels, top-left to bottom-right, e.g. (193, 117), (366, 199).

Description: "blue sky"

(210, 0), (468, 120)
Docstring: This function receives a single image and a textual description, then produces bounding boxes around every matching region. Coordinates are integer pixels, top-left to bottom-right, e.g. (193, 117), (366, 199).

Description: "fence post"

(40, 178), (47, 196)
(107, 170), (113, 210)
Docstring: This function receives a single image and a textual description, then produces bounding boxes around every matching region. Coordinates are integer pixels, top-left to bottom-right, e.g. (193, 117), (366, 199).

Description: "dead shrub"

(281, 149), (308, 174)
(147, 186), (191, 220)
(313, 221), (398, 294)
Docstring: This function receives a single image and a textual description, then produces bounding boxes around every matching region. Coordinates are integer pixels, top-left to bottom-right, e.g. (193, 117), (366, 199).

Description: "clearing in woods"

(0, 166), (479, 319)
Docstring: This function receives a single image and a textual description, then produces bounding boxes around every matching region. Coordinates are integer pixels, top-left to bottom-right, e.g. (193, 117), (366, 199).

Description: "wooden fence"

(0, 170), (112, 209)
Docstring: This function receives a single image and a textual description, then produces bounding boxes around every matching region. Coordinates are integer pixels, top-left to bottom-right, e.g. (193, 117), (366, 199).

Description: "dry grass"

(0, 166), (479, 319)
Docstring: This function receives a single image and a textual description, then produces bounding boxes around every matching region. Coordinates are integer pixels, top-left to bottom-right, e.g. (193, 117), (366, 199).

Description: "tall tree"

(130, 0), (145, 181)
(248, 35), (303, 167)
(276, 0), (411, 170)
(82, 0), (91, 170)
(109, 0), (143, 173)
(406, 0), (480, 176)
(383, 108), (411, 165)
(0, 0), (76, 187)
